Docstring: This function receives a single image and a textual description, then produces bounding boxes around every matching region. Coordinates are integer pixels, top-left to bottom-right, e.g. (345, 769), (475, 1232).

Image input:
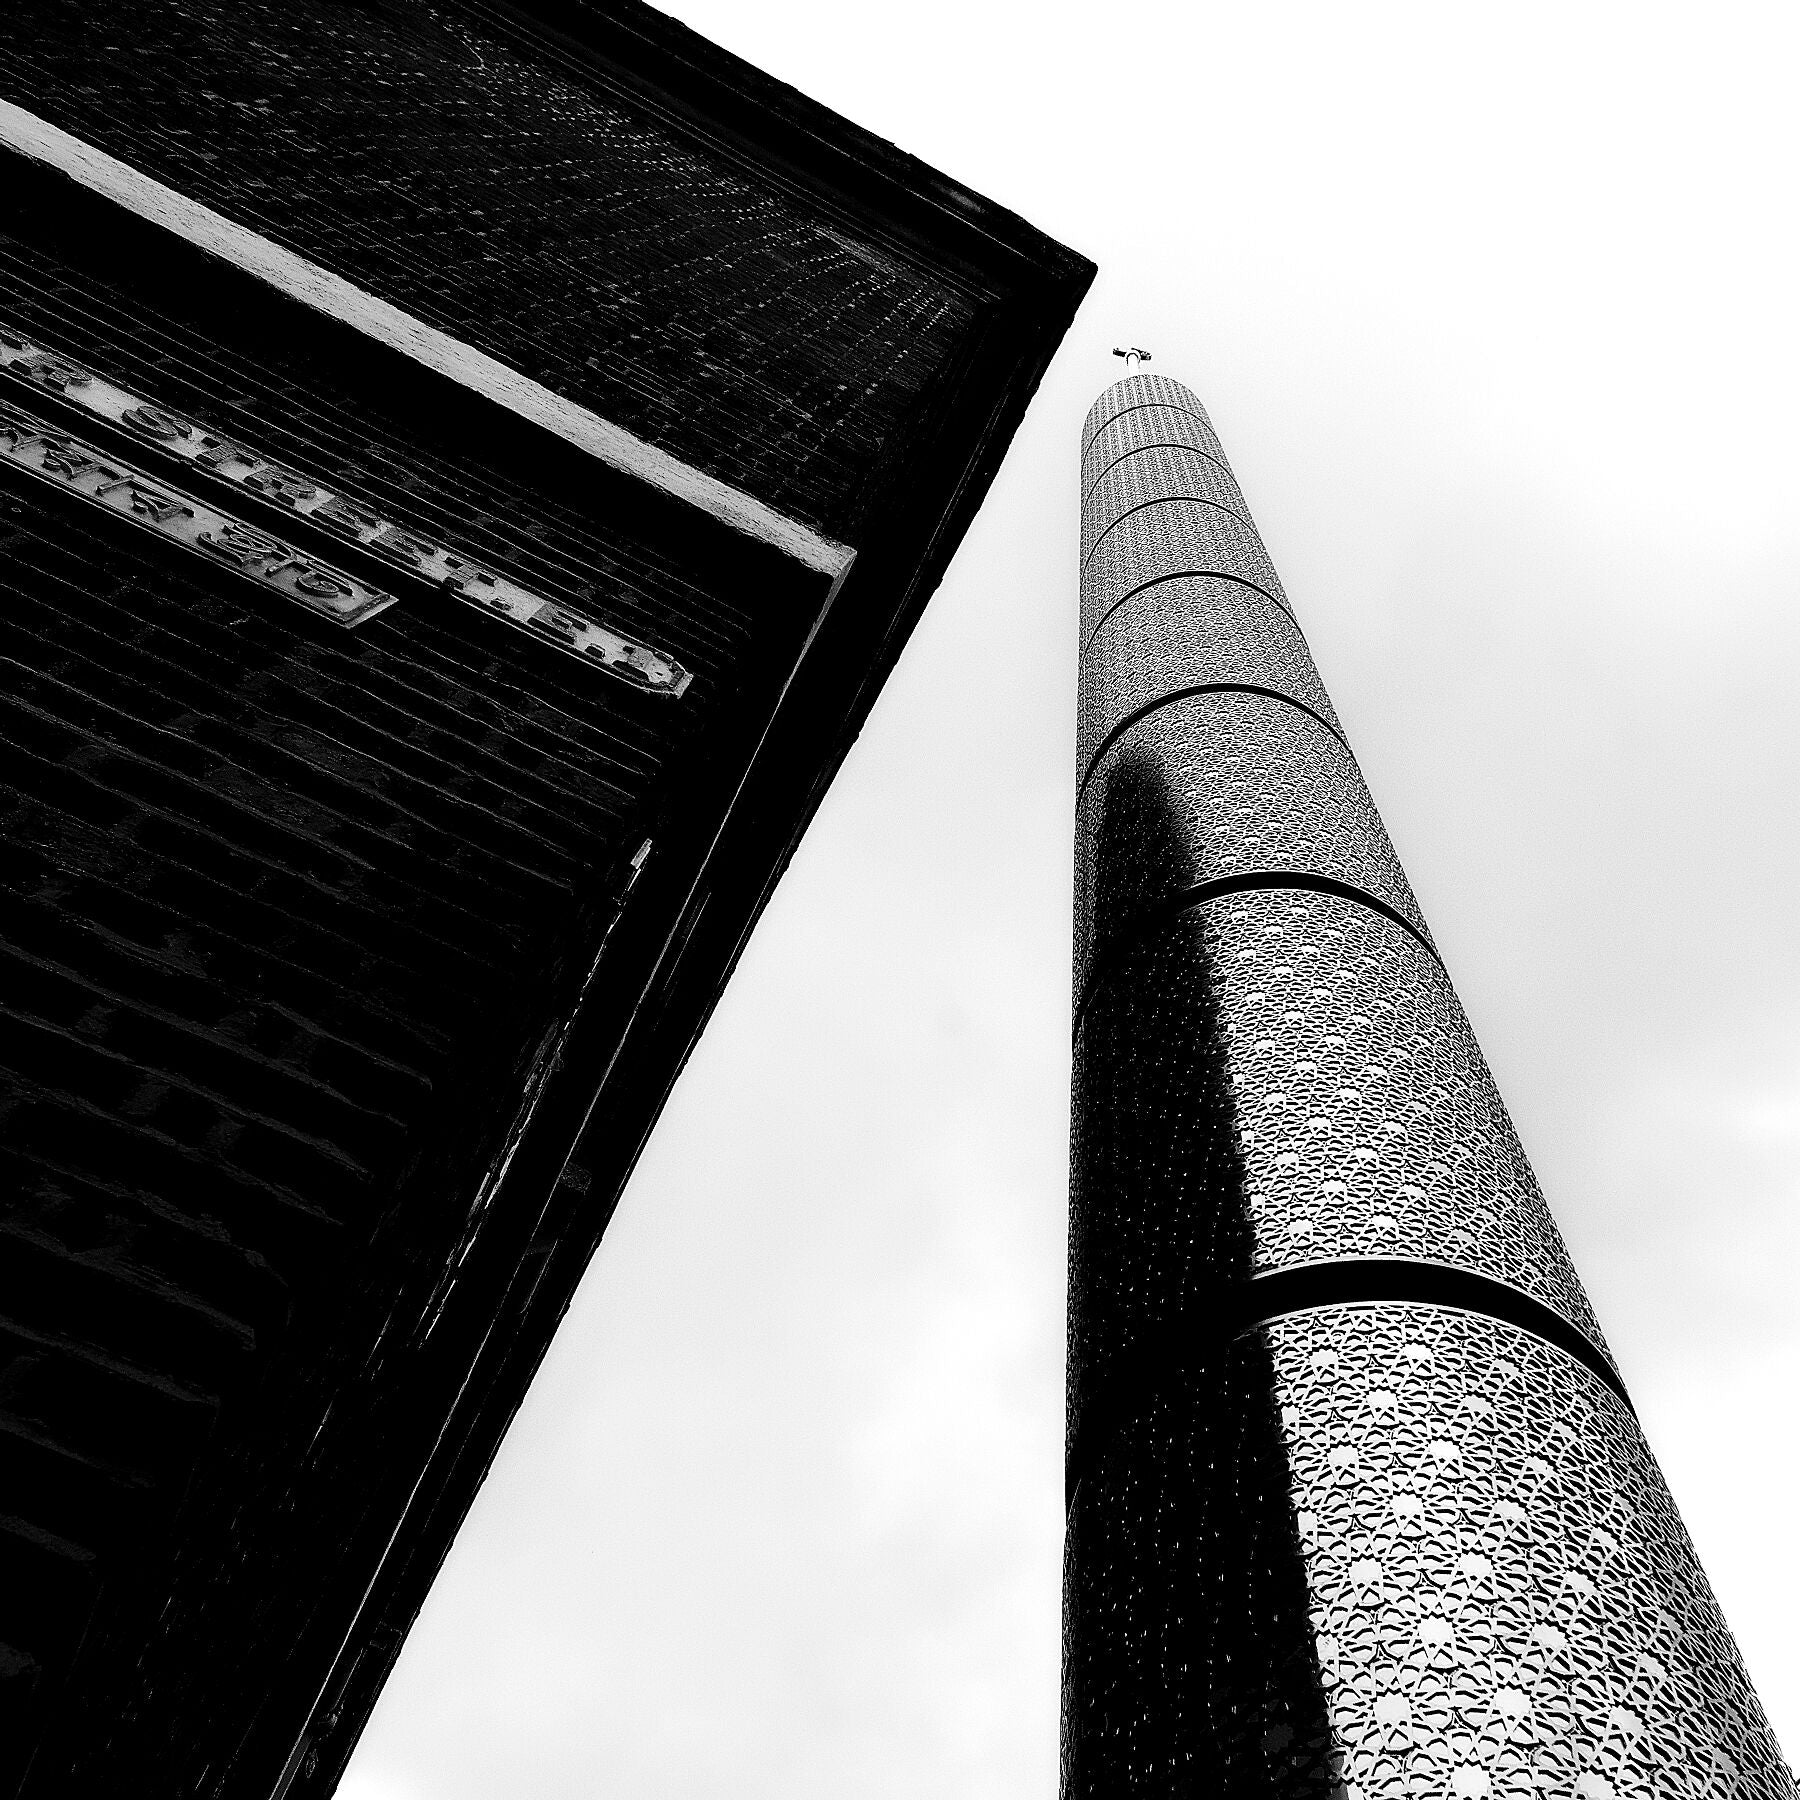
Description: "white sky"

(342, 2), (1800, 1792)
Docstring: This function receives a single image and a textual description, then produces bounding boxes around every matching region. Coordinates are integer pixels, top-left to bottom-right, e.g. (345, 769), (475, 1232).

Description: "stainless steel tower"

(1065, 371), (1793, 1798)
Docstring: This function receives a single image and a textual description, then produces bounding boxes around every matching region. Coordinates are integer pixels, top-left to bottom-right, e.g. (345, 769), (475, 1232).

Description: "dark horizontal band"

(1081, 436), (1237, 505)
(1084, 567), (1291, 650)
(1075, 870), (1439, 1033)
(1077, 682), (1347, 802)
(1249, 1259), (1624, 1403)
(1082, 492), (1255, 571)
(1065, 1259), (1626, 1507)
(1082, 398), (1216, 458)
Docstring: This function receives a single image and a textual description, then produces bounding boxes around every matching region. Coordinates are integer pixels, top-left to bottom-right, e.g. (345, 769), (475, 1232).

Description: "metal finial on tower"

(1111, 346), (1153, 373)
(1064, 374), (1794, 1798)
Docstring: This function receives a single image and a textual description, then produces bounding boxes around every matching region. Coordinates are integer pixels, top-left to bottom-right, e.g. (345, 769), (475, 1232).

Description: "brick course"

(0, 7), (1091, 1788)
(1, 0), (974, 539)
(0, 203), (792, 1786)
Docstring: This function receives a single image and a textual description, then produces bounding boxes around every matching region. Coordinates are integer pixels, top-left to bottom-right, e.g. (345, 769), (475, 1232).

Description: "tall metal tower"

(1065, 370), (1793, 1798)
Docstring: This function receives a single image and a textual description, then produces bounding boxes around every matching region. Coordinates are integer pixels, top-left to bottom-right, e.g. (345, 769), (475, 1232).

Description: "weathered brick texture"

(2, 0), (975, 538)
(0, 5), (1092, 1788)
(0, 198), (789, 1786)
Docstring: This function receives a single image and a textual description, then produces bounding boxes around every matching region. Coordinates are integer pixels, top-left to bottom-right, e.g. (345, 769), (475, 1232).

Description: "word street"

(0, 329), (691, 696)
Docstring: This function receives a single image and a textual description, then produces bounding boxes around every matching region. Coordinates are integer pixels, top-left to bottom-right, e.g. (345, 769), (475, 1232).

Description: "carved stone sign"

(0, 396), (399, 626)
(0, 329), (691, 697)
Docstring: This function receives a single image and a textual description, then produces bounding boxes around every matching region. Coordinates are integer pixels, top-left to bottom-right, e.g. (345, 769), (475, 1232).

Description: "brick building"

(0, 5), (1090, 1792)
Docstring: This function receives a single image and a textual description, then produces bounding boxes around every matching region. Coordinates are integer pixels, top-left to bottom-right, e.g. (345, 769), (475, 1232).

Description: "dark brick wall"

(0, 0), (976, 539)
(0, 482), (634, 1770)
(0, 6), (1092, 1785)
(0, 223), (758, 677)
(0, 191), (815, 1791)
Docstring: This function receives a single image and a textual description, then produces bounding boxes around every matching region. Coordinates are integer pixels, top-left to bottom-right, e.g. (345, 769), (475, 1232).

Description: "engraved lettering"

(241, 463), (320, 507)
(126, 485), (196, 523)
(23, 430), (74, 463)
(121, 403), (195, 443)
(310, 492), (384, 539)
(14, 350), (94, 392)
(0, 331), (685, 688)
(443, 562), (501, 591)
(0, 389), (389, 626)
(292, 566), (356, 600)
(197, 521), (288, 569)
(195, 435), (260, 471)
(0, 403), (43, 446)
(368, 525), (442, 569)
(39, 442), (121, 483)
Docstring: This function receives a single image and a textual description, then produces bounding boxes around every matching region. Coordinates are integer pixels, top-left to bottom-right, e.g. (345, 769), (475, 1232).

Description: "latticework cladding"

(1210, 888), (1601, 1342)
(1065, 373), (1793, 1797)
(1078, 577), (1342, 785)
(1082, 402), (1229, 497)
(1270, 1304), (1792, 1798)
(1076, 889), (1604, 1347)
(1081, 445), (1254, 564)
(1082, 500), (1290, 642)
(1075, 690), (1429, 991)
(1081, 372), (1221, 454)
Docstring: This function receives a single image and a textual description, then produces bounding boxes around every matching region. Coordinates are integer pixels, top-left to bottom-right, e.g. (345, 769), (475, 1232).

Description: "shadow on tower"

(1064, 745), (1343, 1800)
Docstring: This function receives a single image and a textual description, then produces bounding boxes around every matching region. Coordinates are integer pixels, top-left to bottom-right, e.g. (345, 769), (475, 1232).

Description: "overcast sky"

(341, 3), (1800, 1792)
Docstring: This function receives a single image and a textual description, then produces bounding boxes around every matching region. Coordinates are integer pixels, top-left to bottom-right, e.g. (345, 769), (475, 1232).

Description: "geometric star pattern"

(1209, 889), (1607, 1345)
(1067, 371), (1796, 1798)
(1079, 573), (1344, 775)
(1075, 687), (1433, 991)
(1270, 1304), (1793, 1797)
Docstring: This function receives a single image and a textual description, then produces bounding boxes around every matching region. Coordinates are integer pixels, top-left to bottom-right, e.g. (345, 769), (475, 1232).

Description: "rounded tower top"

(1082, 370), (1212, 453)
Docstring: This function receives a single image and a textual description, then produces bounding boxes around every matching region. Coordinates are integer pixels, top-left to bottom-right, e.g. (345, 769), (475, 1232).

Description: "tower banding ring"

(1063, 370), (1795, 1798)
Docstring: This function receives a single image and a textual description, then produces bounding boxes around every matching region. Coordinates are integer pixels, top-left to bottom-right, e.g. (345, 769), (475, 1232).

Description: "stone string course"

(0, 0), (972, 540)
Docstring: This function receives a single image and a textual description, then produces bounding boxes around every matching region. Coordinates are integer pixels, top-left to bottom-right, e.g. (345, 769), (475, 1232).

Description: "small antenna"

(1111, 346), (1153, 373)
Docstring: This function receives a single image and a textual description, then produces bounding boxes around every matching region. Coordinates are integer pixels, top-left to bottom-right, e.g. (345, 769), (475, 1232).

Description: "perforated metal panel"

(1081, 445), (1254, 563)
(1271, 1304), (1789, 1798)
(1075, 689), (1429, 992)
(1082, 499), (1289, 641)
(1077, 889), (1603, 1345)
(1065, 372), (1794, 1798)
(1079, 575), (1342, 776)
(1084, 400), (1228, 490)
